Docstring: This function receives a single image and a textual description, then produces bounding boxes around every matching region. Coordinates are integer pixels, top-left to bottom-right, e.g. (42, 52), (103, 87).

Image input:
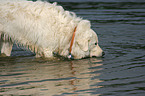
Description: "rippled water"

(0, 0), (145, 96)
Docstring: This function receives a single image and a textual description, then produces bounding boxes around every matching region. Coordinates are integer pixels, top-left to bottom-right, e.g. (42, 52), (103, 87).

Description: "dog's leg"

(42, 49), (57, 59)
(0, 41), (13, 56)
(60, 49), (69, 57)
(0, 33), (13, 56)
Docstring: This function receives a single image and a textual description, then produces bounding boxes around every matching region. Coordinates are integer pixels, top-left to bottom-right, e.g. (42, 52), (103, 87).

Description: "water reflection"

(0, 58), (103, 96)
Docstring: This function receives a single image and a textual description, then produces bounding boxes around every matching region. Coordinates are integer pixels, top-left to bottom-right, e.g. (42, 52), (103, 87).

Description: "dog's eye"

(95, 42), (97, 45)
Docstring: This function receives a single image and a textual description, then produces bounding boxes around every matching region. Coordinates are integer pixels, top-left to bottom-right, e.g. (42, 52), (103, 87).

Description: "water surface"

(0, 0), (145, 96)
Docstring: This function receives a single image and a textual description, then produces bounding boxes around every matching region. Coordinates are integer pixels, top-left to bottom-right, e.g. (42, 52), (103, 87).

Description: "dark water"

(0, 0), (145, 96)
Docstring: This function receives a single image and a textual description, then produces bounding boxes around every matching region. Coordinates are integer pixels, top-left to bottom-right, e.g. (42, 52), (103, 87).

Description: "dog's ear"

(76, 20), (92, 51)
(77, 20), (91, 30)
(77, 39), (89, 51)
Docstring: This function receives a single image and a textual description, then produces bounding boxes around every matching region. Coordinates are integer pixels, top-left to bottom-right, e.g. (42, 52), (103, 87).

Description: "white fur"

(0, 1), (103, 59)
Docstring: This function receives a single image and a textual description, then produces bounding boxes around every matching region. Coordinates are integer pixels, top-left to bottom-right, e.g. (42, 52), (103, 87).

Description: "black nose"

(102, 52), (105, 56)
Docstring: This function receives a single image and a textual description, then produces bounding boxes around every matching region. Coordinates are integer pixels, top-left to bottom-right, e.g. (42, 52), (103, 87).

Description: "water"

(0, 0), (145, 96)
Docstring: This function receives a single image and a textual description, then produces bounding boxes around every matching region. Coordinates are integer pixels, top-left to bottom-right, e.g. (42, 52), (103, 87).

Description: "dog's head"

(71, 20), (104, 59)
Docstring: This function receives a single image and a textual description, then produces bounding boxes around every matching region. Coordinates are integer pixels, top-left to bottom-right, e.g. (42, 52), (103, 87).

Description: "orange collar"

(68, 27), (77, 59)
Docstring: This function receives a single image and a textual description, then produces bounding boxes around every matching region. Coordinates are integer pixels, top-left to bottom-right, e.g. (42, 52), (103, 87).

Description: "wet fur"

(0, 1), (103, 59)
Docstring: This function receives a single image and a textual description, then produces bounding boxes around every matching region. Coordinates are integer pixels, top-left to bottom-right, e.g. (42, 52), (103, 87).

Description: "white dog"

(0, 1), (104, 59)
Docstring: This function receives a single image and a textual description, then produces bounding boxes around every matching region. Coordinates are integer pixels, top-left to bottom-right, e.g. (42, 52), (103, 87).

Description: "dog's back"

(0, 1), (79, 57)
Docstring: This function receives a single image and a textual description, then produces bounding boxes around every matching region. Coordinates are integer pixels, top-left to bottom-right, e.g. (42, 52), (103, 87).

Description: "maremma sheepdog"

(0, 0), (104, 59)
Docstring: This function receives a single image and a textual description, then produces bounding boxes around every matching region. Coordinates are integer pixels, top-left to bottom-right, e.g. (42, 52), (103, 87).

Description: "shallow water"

(0, 0), (145, 96)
